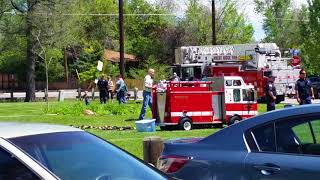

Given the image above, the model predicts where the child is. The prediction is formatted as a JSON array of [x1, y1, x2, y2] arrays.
[[83, 91, 90, 105]]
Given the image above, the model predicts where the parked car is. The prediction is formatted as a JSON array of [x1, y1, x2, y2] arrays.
[[309, 76, 320, 98], [158, 104, 320, 180], [0, 122, 168, 180]]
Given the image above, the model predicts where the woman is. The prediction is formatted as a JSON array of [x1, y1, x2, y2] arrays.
[[107, 76, 114, 102]]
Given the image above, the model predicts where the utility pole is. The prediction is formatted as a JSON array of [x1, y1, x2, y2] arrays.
[[212, 0, 217, 45], [119, 0, 125, 78]]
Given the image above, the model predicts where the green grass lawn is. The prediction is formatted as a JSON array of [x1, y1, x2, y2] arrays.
[[0, 100, 284, 159]]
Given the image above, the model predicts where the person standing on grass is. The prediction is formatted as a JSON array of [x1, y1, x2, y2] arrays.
[[295, 69, 314, 105], [97, 74, 108, 104], [107, 76, 114, 102], [265, 75, 277, 111], [115, 75, 127, 104], [139, 69, 155, 120]]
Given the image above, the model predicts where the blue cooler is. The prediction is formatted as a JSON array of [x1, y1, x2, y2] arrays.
[[135, 119, 156, 132]]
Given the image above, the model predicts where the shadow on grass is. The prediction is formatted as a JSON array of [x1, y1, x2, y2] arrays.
[[125, 118, 139, 122], [156, 124, 224, 131]]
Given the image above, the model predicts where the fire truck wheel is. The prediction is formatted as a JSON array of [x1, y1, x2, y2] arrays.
[[180, 118, 192, 131], [228, 116, 241, 125]]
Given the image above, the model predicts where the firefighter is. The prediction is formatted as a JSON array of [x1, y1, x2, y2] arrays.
[[138, 68, 155, 120], [295, 69, 314, 105], [265, 75, 277, 111], [171, 72, 180, 82]]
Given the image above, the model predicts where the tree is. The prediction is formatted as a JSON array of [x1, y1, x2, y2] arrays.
[[179, 0, 212, 45], [299, 1, 320, 74], [216, 0, 254, 44], [254, 0, 302, 48], [125, 0, 169, 62], [34, 30, 63, 106], [128, 56, 170, 82], [178, 0, 254, 46], [0, 1, 27, 81], [6, 0, 75, 101]]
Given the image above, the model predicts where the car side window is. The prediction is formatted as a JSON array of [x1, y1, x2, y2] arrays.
[[292, 123, 313, 144], [0, 147, 39, 180], [276, 116, 320, 155], [311, 120, 320, 143], [251, 123, 276, 152]]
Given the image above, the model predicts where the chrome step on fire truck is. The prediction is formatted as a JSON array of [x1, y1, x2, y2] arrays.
[[173, 43, 301, 103], [152, 76, 257, 130]]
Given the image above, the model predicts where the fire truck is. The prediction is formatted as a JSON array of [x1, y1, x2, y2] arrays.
[[173, 43, 300, 102], [152, 76, 257, 130]]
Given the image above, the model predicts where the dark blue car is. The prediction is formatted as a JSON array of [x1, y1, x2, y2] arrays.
[[158, 104, 320, 180]]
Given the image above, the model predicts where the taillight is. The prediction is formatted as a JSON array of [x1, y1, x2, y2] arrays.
[[157, 155, 192, 173]]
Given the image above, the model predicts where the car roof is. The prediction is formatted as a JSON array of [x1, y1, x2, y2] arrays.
[[240, 104, 320, 127], [201, 104, 320, 150], [0, 122, 83, 138]]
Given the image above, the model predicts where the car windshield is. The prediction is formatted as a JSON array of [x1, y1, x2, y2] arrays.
[[9, 131, 166, 180]]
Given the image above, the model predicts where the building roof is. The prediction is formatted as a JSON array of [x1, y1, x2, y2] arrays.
[[104, 49, 137, 63], [0, 122, 82, 138]]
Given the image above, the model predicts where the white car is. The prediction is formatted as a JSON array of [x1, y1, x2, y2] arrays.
[[0, 122, 168, 180]]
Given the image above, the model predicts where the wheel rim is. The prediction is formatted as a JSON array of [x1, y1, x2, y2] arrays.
[[183, 121, 191, 130]]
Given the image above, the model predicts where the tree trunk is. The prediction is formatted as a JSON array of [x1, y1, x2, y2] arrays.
[[25, 3, 36, 102], [45, 61, 49, 109]]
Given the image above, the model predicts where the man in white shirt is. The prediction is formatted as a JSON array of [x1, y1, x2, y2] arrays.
[[139, 69, 155, 120]]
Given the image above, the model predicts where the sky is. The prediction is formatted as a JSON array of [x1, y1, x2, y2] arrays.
[[148, 0, 308, 41]]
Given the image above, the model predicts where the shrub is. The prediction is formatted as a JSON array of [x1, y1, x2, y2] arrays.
[[45, 101, 141, 116]]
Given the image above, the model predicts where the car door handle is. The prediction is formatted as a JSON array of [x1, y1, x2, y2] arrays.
[[253, 164, 280, 175]]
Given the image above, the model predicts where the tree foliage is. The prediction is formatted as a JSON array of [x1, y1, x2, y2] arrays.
[[299, 1, 320, 74], [0, 0, 255, 92], [178, 0, 254, 45], [254, 0, 302, 48], [128, 56, 170, 82]]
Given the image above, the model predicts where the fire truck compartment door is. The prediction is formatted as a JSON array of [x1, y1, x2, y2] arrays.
[[212, 93, 225, 121], [157, 92, 167, 123]]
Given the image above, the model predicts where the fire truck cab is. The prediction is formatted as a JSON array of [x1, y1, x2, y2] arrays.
[[152, 76, 257, 130]]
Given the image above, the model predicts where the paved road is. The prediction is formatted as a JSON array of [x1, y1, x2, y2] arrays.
[[1, 90, 320, 104], [0, 90, 144, 100]]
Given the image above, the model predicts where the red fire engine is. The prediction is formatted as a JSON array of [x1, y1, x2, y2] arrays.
[[152, 76, 257, 130], [173, 43, 300, 103]]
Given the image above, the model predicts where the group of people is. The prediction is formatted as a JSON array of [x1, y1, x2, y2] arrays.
[[97, 75, 114, 104], [84, 74, 128, 105], [82, 69, 156, 121], [265, 69, 315, 111]]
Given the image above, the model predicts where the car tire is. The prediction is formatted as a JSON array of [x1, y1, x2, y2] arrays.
[[180, 117, 192, 131], [228, 116, 241, 125]]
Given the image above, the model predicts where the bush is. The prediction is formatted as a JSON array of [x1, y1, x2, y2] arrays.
[[45, 101, 141, 116]]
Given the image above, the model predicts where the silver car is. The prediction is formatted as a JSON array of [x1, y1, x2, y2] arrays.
[[0, 122, 167, 180]]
